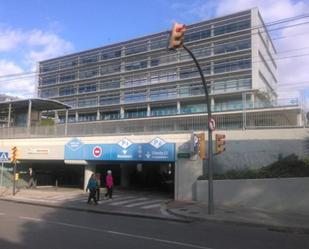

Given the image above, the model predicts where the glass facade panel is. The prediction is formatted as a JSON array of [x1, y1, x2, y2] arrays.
[[214, 38, 251, 54], [151, 106, 177, 116], [101, 49, 121, 60], [124, 109, 147, 119], [149, 88, 177, 101], [124, 74, 147, 88], [214, 57, 251, 74], [124, 91, 147, 103], [150, 53, 177, 67], [78, 83, 97, 93], [125, 42, 148, 55], [100, 63, 121, 75], [214, 19, 250, 36], [41, 62, 59, 72], [179, 84, 204, 97], [101, 111, 120, 120], [78, 113, 97, 122], [59, 86, 76, 96], [125, 59, 147, 71], [78, 97, 98, 107], [180, 64, 210, 79], [40, 88, 58, 98], [99, 94, 120, 105], [41, 76, 57, 86], [184, 28, 211, 43], [63, 99, 77, 108], [79, 67, 99, 79], [181, 103, 207, 114], [100, 78, 120, 90], [150, 70, 177, 83], [60, 58, 78, 69], [150, 37, 167, 50], [80, 53, 99, 64], [212, 77, 251, 93], [60, 72, 77, 82]]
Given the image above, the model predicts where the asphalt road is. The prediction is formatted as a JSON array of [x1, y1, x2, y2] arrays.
[[0, 200, 308, 249]]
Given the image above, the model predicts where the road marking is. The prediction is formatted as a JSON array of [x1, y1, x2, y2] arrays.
[[140, 203, 161, 209], [17, 216, 213, 249], [125, 199, 163, 208], [0, 212, 5, 215], [19, 216, 43, 222], [109, 197, 149, 206], [12, 196, 58, 203]]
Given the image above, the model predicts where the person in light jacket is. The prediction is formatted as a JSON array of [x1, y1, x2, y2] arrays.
[[105, 170, 114, 199]]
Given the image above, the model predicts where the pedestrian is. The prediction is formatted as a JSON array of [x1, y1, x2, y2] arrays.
[[95, 173, 101, 201], [105, 170, 114, 200], [28, 167, 36, 188], [86, 174, 98, 205]]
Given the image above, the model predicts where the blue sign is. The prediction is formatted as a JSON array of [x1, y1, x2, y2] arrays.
[[64, 137, 175, 162], [0, 152, 9, 162]]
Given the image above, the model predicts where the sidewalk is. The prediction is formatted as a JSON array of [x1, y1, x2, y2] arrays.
[[166, 200, 309, 234], [0, 187, 185, 223]]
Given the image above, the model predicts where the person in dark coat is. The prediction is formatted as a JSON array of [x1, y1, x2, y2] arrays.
[[86, 174, 98, 204], [28, 167, 36, 188], [95, 173, 101, 201]]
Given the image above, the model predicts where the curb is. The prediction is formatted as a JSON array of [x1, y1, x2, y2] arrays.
[[0, 197, 189, 223], [165, 206, 309, 235]]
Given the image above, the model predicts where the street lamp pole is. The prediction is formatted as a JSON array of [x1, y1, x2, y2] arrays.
[[182, 44, 214, 215]]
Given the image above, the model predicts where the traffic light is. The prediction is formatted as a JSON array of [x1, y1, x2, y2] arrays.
[[215, 134, 226, 154], [168, 22, 186, 50], [10, 146, 18, 163], [197, 133, 206, 160]]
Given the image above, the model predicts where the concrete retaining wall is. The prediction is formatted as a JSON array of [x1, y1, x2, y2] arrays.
[[196, 178, 309, 212]]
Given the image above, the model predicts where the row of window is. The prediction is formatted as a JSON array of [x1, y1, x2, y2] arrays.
[[40, 18, 251, 73], [40, 52, 251, 87], [53, 77, 251, 108]]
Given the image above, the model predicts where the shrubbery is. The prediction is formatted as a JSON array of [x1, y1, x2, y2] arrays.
[[198, 154, 309, 180]]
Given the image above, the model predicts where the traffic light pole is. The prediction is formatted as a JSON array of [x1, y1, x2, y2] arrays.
[[182, 44, 214, 215]]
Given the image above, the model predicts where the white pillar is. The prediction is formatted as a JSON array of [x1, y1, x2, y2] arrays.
[[7, 103, 11, 128], [120, 107, 125, 119], [97, 109, 100, 121], [64, 109, 68, 136], [75, 111, 79, 122], [177, 101, 181, 114], [84, 164, 96, 190], [147, 104, 151, 117], [27, 100, 32, 128]]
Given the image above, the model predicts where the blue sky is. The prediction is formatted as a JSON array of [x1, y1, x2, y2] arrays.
[[0, 0, 309, 98]]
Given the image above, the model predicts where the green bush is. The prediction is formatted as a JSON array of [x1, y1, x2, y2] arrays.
[[198, 154, 309, 180]]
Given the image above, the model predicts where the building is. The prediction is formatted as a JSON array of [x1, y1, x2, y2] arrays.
[[37, 8, 292, 130]]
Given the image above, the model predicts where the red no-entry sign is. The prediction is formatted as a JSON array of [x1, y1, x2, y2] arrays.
[[93, 146, 102, 158]]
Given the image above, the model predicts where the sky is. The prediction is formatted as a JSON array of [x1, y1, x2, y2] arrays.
[[0, 0, 309, 101]]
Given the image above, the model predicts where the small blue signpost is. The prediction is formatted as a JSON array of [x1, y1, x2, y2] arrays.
[[0, 152, 9, 187]]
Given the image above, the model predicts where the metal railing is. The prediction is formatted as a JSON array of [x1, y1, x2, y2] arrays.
[[0, 104, 303, 139]]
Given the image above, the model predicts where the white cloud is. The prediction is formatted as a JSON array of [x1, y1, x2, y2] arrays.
[[172, 0, 309, 100], [0, 25, 74, 98]]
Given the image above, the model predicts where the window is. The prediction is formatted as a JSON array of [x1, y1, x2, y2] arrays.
[[184, 28, 211, 43], [180, 64, 210, 79], [101, 49, 121, 60], [151, 106, 177, 116], [124, 74, 147, 88], [99, 94, 120, 105], [60, 71, 77, 82], [125, 109, 147, 119], [214, 57, 251, 74], [59, 86, 76, 96], [41, 62, 59, 72], [80, 53, 99, 64], [100, 78, 120, 90], [181, 103, 207, 114], [79, 83, 97, 93], [79, 67, 99, 79], [124, 91, 147, 103], [214, 38, 251, 54], [41, 76, 57, 86], [78, 97, 98, 107], [149, 87, 177, 101], [212, 77, 251, 93], [100, 63, 121, 75], [180, 46, 211, 61], [63, 99, 77, 108], [150, 53, 177, 67], [125, 42, 148, 55], [60, 58, 78, 69], [179, 83, 204, 97], [78, 113, 97, 122], [40, 88, 58, 98], [101, 111, 120, 120], [150, 70, 177, 83], [150, 37, 168, 50], [125, 59, 147, 71], [214, 18, 250, 36]]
